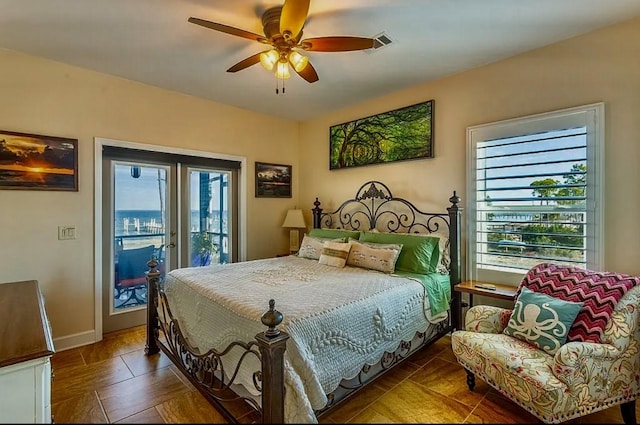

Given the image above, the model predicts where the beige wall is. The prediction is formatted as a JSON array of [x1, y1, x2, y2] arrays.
[[300, 16, 640, 284], [0, 49, 299, 345], [2, 15, 639, 348]]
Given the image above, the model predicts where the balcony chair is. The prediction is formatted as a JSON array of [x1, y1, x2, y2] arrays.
[[115, 244, 156, 308], [451, 263, 640, 424]]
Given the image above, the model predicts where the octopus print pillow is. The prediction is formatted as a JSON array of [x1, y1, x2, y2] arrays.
[[503, 287, 584, 355]]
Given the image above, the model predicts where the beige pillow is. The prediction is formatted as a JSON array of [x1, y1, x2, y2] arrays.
[[298, 235, 345, 260], [368, 229, 450, 274], [347, 240, 403, 273], [318, 240, 352, 268]]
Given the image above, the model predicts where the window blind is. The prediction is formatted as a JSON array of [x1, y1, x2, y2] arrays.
[[467, 103, 604, 284]]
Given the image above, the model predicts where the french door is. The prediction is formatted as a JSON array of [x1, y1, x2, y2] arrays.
[[101, 146, 238, 333]]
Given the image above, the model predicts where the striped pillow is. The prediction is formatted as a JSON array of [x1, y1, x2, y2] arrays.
[[318, 241, 352, 268], [517, 263, 640, 343]]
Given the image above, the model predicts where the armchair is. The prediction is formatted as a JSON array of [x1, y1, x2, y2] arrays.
[[451, 283, 640, 424]]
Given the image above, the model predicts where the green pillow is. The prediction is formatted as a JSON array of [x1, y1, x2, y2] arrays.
[[358, 232, 440, 274], [308, 228, 361, 241], [503, 287, 584, 355]]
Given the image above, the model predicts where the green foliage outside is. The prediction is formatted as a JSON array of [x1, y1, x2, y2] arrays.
[[329, 101, 433, 169], [191, 231, 219, 267], [530, 164, 586, 205], [191, 231, 218, 255], [488, 163, 586, 261]]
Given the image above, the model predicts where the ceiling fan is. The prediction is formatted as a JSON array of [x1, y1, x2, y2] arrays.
[[188, 0, 377, 91]]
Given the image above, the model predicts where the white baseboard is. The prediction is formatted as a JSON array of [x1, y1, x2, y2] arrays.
[[52, 330, 97, 352]]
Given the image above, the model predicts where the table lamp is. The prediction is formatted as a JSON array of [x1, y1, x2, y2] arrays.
[[281, 209, 307, 254]]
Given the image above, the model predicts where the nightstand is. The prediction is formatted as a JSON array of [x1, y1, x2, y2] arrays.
[[454, 280, 517, 304], [454, 280, 517, 330]]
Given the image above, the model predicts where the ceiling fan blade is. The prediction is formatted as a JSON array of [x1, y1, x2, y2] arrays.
[[227, 52, 263, 73], [291, 59, 319, 83], [280, 0, 310, 39], [188, 17, 265, 42], [300, 36, 375, 52]]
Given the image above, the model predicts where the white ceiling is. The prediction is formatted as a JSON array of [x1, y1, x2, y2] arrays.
[[1, 0, 640, 122]]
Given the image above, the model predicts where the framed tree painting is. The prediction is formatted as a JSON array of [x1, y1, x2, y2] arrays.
[[329, 99, 434, 170], [255, 162, 292, 198], [0, 130, 78, 191]]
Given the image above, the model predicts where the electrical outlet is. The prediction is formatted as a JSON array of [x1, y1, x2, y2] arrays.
[[58, 226, 76, 240]]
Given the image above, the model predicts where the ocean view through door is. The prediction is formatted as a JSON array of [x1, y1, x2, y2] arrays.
[[101, 146, 239, 333], [101, 161, 174, 333]]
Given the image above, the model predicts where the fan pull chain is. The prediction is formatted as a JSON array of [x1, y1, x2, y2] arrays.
[[275, 75, 286, 94]]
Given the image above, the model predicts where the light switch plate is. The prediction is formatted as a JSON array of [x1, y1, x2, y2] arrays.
[[58, 226, 76, 240]]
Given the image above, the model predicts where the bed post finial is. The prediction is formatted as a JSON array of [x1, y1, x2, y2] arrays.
[[261, 299, 283, 337], [312, 197, 323, 229], [256, 299, 288, 423], [449, 190, 461, 206]]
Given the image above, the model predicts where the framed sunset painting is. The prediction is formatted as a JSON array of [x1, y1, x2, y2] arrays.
[[0, 130, 78, 191]]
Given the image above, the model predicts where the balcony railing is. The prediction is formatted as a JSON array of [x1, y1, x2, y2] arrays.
[[114, 231, 229, 265], [113, 231, 228, 310]]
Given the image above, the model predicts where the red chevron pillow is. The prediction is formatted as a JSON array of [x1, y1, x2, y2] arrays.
[[516, 263, 640, 343]]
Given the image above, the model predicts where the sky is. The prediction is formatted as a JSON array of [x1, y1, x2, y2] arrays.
[[115, 164, 166, 211], [114, 164, 225, 211], [477, 127, 587, 206], [0, 132, 75, 174]]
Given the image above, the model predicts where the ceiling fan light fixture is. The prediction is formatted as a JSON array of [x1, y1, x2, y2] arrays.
[[259, 49, 279, 70], [275, 61, 291, 79], [189, 0, 377, 89], [288, 50, 309, 72]]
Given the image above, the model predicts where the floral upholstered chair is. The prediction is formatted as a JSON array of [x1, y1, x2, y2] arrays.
[[451, 263, 640, 424]]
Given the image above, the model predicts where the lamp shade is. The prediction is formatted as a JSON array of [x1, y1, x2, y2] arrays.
[[288, 51, 309, 72], [281, 209, 306, 229], [260, 49, 278, 70], [275, 61, 291, 79]]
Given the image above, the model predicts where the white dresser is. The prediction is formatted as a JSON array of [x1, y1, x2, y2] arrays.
[[0, 280, 55, 424]]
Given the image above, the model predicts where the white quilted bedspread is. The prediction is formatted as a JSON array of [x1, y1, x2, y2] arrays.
[[162, 255, 448, 423]]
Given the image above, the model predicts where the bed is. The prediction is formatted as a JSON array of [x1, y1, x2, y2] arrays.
[[144, 180, 463, 423]]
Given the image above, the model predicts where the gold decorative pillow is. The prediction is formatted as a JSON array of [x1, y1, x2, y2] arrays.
[[298, 235, 346, 260], [318, 241, 352, 268], [347, 240, 403, 273]]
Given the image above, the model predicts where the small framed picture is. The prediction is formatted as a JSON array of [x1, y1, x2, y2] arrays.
[[0, 130, 78, 191], [255, 162, 292, 198]]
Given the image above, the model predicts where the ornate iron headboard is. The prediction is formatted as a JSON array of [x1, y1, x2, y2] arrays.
[[312, 181, 451, 233]]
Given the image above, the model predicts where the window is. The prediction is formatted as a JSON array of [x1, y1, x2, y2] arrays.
[[467, 103, 604, 285]]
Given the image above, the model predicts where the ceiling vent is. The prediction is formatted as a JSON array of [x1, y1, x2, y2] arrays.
[[371, 32, 393, 51]]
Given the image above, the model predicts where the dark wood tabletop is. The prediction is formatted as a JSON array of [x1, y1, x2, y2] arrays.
[[0, 280, 55, 368]]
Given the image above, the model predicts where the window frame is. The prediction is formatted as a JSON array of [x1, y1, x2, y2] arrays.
[[466, 103, 605, 285]]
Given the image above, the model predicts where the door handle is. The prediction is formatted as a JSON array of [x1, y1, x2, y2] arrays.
[[165, 243, 176, 248]]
